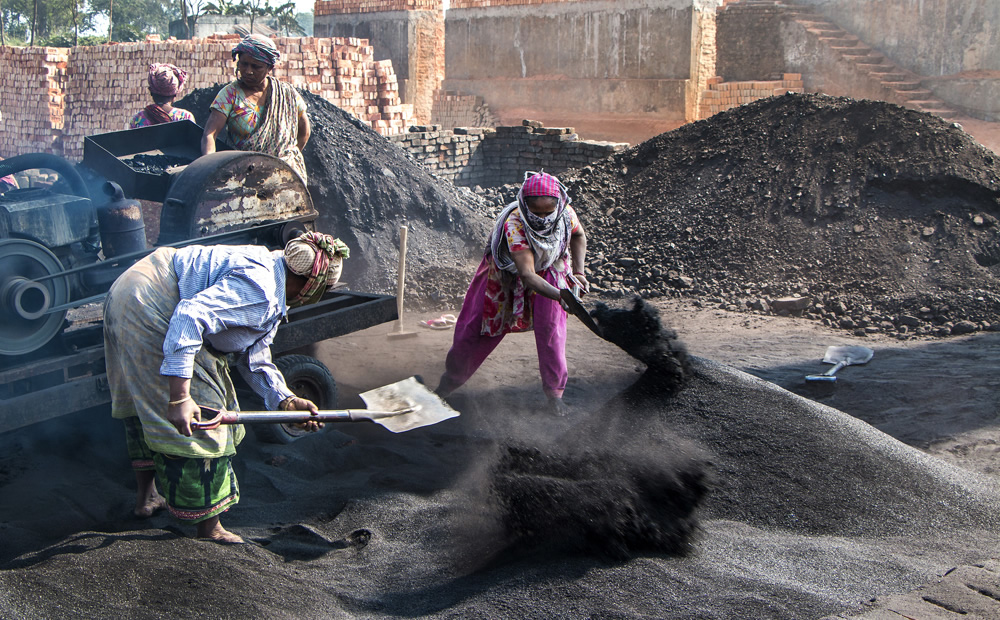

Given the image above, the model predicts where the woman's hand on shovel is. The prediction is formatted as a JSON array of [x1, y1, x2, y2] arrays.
[[281, 396, 324, 432]]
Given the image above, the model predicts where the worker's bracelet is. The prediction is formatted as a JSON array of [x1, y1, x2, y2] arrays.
[[573, 272, 586, 277], [280, 396, 295, 411], [168, 395, 191, 407]]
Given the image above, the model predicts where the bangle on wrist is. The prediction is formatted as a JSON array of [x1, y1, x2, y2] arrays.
[[168, 395, 191, 406], [280, 396, 295, 411]]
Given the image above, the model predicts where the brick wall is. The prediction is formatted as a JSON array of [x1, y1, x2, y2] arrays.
[[0, 47, 69, 156], [716, 1, 790, 81], [315, 0, 442, 16], [430, 90, 498, 129], [1, 35, 412, 160], [449, 0, 582, 7], [697, 73, 804, 119], [390, 119, 626, 187]]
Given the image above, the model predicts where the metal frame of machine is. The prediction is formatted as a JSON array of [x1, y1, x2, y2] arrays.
[[0, 123, 397, 435]]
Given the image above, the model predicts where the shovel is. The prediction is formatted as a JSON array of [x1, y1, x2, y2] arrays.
[[560, 285, 603, 338], [192, 376, 459, 433], [805, 345, 873, 382]]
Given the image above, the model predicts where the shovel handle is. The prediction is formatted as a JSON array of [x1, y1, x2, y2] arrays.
[[805, 360, 849, 382], [191, 406, 416, 430]]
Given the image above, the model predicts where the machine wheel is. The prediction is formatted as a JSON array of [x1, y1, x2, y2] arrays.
[[0, 239, 70, 355], [252, 354, 338, 444]]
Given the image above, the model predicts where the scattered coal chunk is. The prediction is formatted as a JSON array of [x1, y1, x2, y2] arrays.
[[126, 153, 192, 175]]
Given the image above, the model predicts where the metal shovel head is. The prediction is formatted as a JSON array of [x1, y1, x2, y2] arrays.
[[805, 345, 874, 382], [822, 345, 874, 366], [560, 288, 603, 337], [359, 376, 459, 433]]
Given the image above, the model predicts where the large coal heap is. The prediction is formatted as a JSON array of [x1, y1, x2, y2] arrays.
[[563, 93, 1000, 337], [175, 87, 490, 306]]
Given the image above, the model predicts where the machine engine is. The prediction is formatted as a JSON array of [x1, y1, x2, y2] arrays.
[[0, 120, 317, 359]]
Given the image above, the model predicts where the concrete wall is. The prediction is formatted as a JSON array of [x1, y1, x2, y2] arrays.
[[443, 0, 715, 124], [314, 10, 443, 123], [797, 0, 1000, 76]]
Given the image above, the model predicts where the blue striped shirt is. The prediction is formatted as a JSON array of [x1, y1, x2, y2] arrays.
[[160, 245, 295, 410]]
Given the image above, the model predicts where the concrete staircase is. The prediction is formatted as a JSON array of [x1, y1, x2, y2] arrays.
[[723, 0, 959, 121]]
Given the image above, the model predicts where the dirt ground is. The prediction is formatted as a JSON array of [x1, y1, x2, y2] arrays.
[[330, 299, 1000, 477], [321, 298, 1000, 617]]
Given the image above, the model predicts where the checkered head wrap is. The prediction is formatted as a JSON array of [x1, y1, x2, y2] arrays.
[[285, 232, 350, 307], [520, 172, 562, 198], [232, 34, 281, 67], [148, 63, 187, 96]]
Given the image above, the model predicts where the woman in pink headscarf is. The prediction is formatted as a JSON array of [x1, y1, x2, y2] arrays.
[[127, 63, 195, 129], [437, 171, 589, 416]]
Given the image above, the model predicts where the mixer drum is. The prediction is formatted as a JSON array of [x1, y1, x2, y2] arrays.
[[157, 151, 317, 245]]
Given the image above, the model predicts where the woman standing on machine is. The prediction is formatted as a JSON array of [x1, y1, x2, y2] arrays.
[[200, 34, 311, 182]]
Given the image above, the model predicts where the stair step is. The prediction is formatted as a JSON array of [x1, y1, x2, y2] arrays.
[[798, 19, 836, 28], [871, 71, 910, 82], [834, 48, 875, 58], [884, 80, 922, 91], [855, 63, 896, 73], [896, 89, 934, 100]]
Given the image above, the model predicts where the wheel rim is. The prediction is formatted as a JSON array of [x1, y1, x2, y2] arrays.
[[0, 239, 69, 355]]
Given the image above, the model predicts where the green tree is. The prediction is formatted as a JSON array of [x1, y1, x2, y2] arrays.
[[269, 2, 303, 37], [1, 0, 95, 44], [201, 0, 244, 16], [88, 0, 174, 41]]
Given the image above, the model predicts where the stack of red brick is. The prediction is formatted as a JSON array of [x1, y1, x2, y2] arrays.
[[698, 73, 804, 119], [0, 36, 414, 160], [0, 47, 68, 156], [315, 0, 441, 16], [449, 0, 579, 7]]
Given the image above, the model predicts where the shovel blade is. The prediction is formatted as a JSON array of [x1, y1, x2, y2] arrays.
[[359, 376, 459, 433], [821, 345, 874, 366]]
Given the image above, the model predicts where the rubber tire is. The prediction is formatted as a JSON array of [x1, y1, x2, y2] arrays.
[[251, 354, 338, 444]]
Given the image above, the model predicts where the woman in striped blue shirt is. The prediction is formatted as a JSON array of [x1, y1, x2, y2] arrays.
[[103, 232, 348, 543]]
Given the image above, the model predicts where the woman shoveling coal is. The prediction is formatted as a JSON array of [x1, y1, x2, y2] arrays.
[[436, 171, 589, 416], [103, 232, 348, 543]]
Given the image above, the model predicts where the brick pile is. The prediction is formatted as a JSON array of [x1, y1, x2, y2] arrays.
[[2, 35, 413, 160], [315, 0, 442, 16], [390, 119, 627, 187], [449, 0, 580, 7], [430, 90, 497, 129], [698, 73, 804, 119], [0, 47, 69, 157]]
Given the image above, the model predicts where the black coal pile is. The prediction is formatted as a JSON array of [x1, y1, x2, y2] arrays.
[[175, 87, 490, 307], [557, 93, 1000, 338], [483, 441, 709, 562]]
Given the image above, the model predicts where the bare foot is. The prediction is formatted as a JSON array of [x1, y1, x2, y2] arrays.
[[196, 517, 244, 544], [133, 492, 167, 518]]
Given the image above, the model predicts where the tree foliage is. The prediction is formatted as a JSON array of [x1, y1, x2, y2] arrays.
[[0, 0, 312, 46], [1, 0, 99, 44]]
